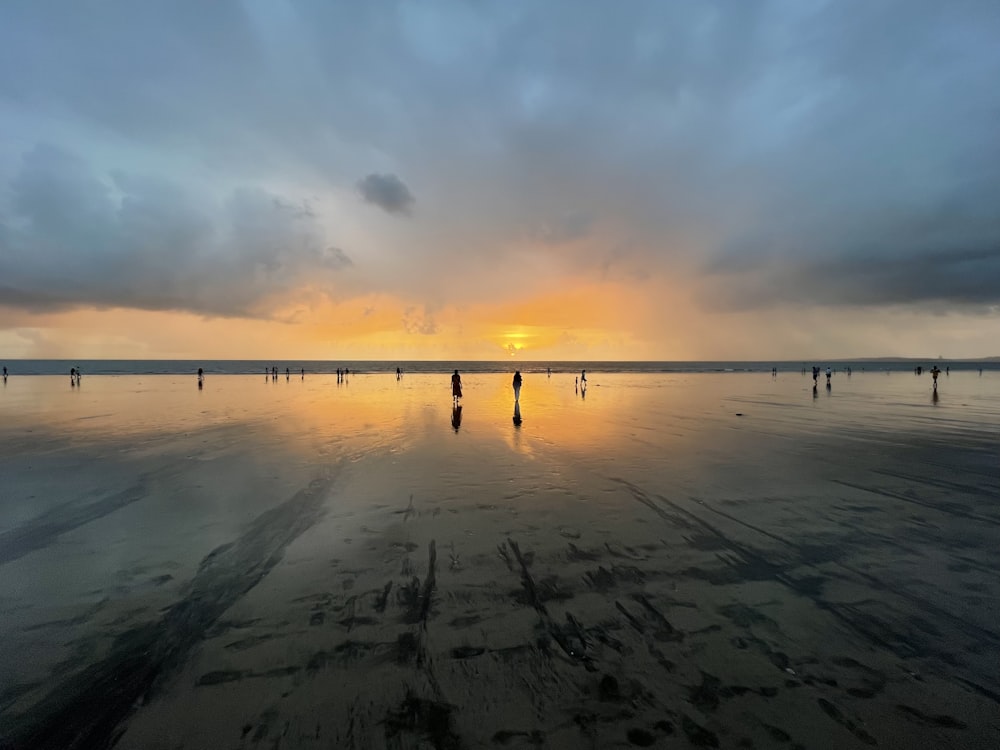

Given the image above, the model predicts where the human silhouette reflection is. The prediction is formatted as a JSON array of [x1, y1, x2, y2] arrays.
[[451, 405, 463, 432], [513, 400, 522, 427]]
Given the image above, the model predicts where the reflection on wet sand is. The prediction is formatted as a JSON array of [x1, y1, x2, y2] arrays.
[[1, 372, 999, 748]]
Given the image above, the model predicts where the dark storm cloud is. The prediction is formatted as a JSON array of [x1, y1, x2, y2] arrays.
[[357, 173, 415, 216], [0, 144, 351, 316], [1, 0, 999, 312]]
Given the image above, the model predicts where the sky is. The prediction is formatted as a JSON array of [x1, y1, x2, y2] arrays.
[[1, 0, 999, 361]]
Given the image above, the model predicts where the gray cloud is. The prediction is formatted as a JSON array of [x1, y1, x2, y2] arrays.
[[357, 173, 415, 216], [0, 143, 351, 316], [1, 1, 999, 314]]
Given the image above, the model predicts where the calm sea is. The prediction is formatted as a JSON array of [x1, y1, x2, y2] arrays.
[[2, 358, 997, 376]]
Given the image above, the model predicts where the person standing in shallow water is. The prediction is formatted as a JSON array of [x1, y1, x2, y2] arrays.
[[512, 370, 522, 401], [197, 367, 204, 386], [451, 369, 463, 403]]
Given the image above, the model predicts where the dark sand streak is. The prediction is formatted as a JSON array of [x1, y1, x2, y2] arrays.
[[0, 482, 148, 566], [0, 473, 335, 750]]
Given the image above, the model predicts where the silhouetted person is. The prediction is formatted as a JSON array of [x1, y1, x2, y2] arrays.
[[286, 367, 290, 380], [301, 368, 305, 379], [75, 367, 81, 385], [197, 367, 204, 386], [575, 376, 578, 393], [512, 370, 522, 401], [451, 370, 462, 403], [70, 367, 76, 387], [931, 366, 941, 389], [547, 367, 551, 378], [946, 366, 950, 376], [513, 400, 522, 427], [2, 366, 6, 383], [581, 369, 587, 385], [451, 404, 462, 432], [396, 367, 402, 380], [812, 366, 819, 385]]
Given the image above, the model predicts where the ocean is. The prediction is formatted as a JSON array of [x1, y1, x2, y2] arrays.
[[2, 358, 997, 376]]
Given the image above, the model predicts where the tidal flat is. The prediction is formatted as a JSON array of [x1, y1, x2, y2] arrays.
[[1, 370, 998, 749]]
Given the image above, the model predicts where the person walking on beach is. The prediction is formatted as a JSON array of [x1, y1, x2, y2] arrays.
[[70, 367, 76, 387], [396, 367, 402, 381], [512, 370, 522, 401], [931, 365, 941, 389], [451, 369, 463, 404], [2, 365, 6, 382], [825, 367, 831, 386], [197, 367, 204, 386], [812, 366, 819, 385], [581, 369, 587, 385]]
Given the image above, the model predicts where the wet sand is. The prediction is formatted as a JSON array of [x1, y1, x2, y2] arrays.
[[1, 371, 998, 749]]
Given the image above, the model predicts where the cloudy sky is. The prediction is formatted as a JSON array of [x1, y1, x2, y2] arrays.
[[1, 0, 999, 360]]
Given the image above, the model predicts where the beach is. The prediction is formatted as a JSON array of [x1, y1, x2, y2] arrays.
[[1, 370, 998, 749]]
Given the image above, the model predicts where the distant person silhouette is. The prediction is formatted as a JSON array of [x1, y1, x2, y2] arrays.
[[547, 367, 551, 378], [286, 367, 290, 380], [70, 367, 76, 387], [581, 369, 587, 385], [513, 400, 522, 427], [512, 370, 522, 401], [396, 367, 402, 381], [451, 370, 463, 403], [931, 366, 941, 389], [812, 366, 819, 385], [301, 368, 304, 379], [2, 365, 6, 383], [75, 367, 81, 385], [825, 367, 831, 386], [451, 404, 463, 432], [197, 367, 204, 385]]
